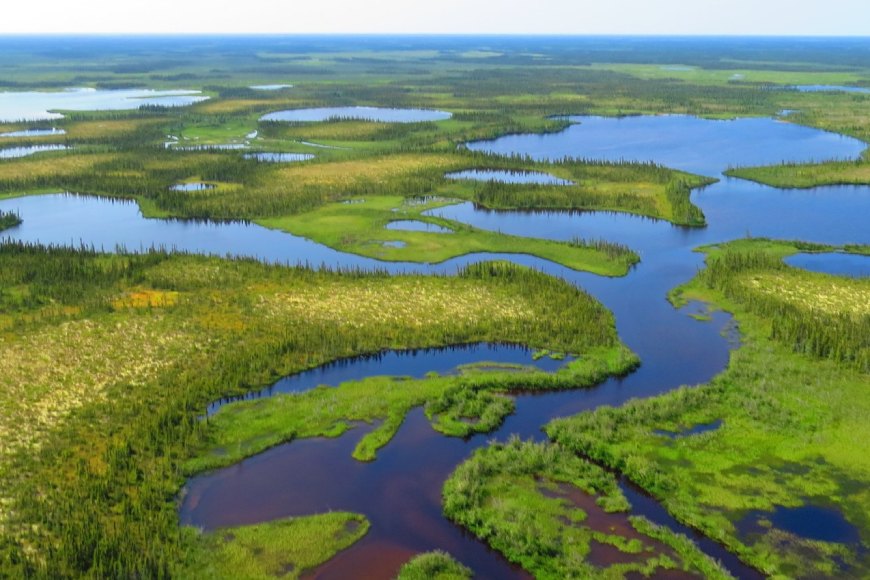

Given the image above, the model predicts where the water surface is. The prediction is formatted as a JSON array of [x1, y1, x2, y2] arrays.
[[0, 145, 67, 158], [739, 504, 862, 545], [446, 169, 573, 185], [207, 342, 568, 416], [249, 84, 293, 90], [244, 152, 314, 163], [785, 252, 869, 277], [261, 106, 452, 123], [170, 183, 214, 192], [792, 85, 870, 94], [0, 128, 65, 138], [466, 115, 866, 177], [0, 88, 208, 122]]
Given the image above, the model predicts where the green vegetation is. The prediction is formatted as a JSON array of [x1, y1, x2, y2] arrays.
[[178, 513, 369, 579], [0, 209, 21, 231], [185, 259, 636, 471], [259, 195, 638, 276], [0, 243, 631, 577], [1, 37, 870, 579], [397, 551, 472, 580], [726, 159, 870, 188], [443, 438, 732, 579], [187, 344, 636, 472], [547, 239, 870, 578]]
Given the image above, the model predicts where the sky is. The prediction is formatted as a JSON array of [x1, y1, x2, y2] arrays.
[[1, 0, 869, 36]]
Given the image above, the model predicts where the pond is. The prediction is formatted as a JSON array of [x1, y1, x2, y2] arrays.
[[0, 144, 67, 159], [785, 252, 869, 277], [739, 504, 861, 545], [1, 112, 868, 580], [385, 220, 454, 234], [655, 419, 723, 439], [0, 128, 65, 138], [244, 152, 314, 163], [792, 85, 870, 94], [261, 106, 452, 123], [170, 183, 215, 192], [0, 87, 208, 122], [445, 169, 573, 185], [249, 84, 293, 90]]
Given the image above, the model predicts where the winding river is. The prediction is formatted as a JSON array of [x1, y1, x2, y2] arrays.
[[1, 114, 868, 578]]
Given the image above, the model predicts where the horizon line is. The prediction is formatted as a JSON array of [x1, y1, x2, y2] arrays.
[[1, 32, 870, 39]]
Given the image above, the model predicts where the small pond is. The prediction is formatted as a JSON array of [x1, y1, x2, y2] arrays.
[[249, 84, 293, 91], [0, 144, 67, 159], [261, 106, 452, 123], [170, 183, 215, 192], [385, 220, 454, 234], [792, 85, 870, 94], [785, 252, 869, 277], [655, 419, 723, 439], [171, 143, 249, 151], [739, 504, 861, 545], [0, 128, 65, 138], [244, 152, 314, 163], [446, 169, 573, 185]]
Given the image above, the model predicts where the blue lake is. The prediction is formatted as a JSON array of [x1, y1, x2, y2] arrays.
[[466, 115, 866, 177], [0, 87, 208, 122]]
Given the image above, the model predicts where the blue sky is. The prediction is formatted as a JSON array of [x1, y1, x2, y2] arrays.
[[2, 0, 868, 35]]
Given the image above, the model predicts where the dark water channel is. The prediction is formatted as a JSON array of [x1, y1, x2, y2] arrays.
[[2, 114, 869, 578]]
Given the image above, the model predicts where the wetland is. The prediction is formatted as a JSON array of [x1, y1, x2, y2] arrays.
[[0, 35, 867, 580]]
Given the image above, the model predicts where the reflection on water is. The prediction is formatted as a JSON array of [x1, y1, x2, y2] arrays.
[[0, 128, 65, 138], [244, 152, 314, 163], [0, 145, 68, 158], [446, 169, 573, 185]]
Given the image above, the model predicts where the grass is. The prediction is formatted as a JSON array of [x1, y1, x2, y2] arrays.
[[443, 438, 732, 579], [726, 159, 870, 188], [185, 344, 636, 473], [258, 195, 639, 276], [177, 513, 369, 579], [397, 551, 472, 580], [546, 238, 870, 578]]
